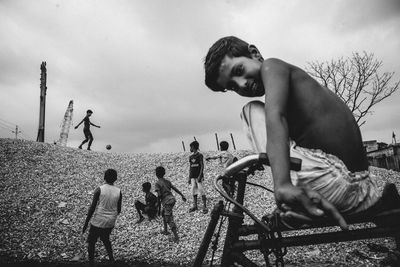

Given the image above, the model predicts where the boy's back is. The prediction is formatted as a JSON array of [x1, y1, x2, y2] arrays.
[[155, 178, 175, 203], [91, 184, 121, 228], [265, 59, 368, 172]]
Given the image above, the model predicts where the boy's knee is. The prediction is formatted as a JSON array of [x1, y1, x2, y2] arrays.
[[241, 100, 264, 115], [100, 236, 110, 243], [165, 214, 173, 223], [168, 218, 176, 228]]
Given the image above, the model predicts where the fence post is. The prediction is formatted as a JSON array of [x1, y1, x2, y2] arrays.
[[215, 133, 219, 151], [230, 133, 236, 150]]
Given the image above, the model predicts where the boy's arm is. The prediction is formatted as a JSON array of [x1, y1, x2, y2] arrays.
[[154, 184, 162, 215], [75, 119, 84, 129], [156, 191, 161, 215], [90, 121, 101, 128], [206, 154, 221, 161], [82, 187, 100, 234], [188, 159, 191, 184], [198, 154, 204, 182], [262, 58, 347, 229], [171, 184, 186, 201], [117, 192, 122, 214]]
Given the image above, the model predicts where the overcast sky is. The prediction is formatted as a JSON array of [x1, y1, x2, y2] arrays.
[[0, 0, 399, 153]]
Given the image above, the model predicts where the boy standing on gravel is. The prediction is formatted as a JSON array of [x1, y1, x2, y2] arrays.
[[154, 166, 186, 243], [82, 169, 122, 266], [188, 141, 208, 214]]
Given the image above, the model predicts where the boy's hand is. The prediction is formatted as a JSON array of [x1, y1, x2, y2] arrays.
[[275, 184, 348, 230], [182, 196, 187, 202], [74, 126, 78, 129]]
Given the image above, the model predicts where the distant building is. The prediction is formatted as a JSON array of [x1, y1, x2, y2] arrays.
[[363, 140, 378, 152], [364, 140, 400, 171], [363, 140, 388, 153]]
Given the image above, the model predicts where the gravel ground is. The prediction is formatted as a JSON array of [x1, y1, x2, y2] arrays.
[[1, 138, 400, 267]]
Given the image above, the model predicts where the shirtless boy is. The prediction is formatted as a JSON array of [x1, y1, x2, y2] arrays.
[[75, 109, 100, 150], [203, 36, 391, 229]]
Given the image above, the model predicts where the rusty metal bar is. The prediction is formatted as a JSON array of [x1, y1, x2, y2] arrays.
[[231, 226, 400, 251]]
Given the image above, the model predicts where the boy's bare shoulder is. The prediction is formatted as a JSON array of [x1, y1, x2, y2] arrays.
[[261, 57, 290, 69], [261, 58, 306, 75]]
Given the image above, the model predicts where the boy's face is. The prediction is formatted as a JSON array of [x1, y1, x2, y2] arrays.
[[216, 51, 264, 97]]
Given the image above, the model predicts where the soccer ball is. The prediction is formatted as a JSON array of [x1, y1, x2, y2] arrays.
[[106, 144, 112, 150]]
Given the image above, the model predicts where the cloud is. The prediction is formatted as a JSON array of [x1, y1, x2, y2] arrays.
[[1, 0, 399, 153]]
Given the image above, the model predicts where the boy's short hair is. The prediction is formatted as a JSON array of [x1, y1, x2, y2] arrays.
[[87, 109, 93, 114], [142, 182, 151, 192], [155, 166, 165, 178], [190, 141, 199, 150], [104, 169, 117, 183], [220, 141, 229, 151], [204, 36, 251, 92]]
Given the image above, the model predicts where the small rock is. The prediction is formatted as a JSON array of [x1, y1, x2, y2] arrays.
[[57, 202, 67, 208]]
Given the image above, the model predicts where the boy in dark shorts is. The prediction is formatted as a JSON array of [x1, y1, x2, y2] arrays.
[[188, 141, 208, 214], [75, 109, 100, 150], [82, 169, 122, 266], [154, 166, 186, 243], [203, 36, 400, 229], [135, 182, 158, 224]]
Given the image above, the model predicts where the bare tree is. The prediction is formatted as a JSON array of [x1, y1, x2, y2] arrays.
[[306, 52, 399, 127]]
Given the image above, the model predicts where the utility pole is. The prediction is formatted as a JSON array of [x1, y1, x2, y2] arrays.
[[12, 125, 21, 139], [182, 141, 186, 152], [57, 100, 74, 146], [37, 61, 47, 142]]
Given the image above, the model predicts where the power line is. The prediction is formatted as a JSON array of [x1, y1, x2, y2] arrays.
[[19, 130, 33, 140], [0, 122, 14, 131], [0, 118, 15, 127], [0, 120, 33, 140]]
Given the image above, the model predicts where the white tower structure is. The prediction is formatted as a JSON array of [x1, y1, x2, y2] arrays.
[[58, 100, 74, 146]]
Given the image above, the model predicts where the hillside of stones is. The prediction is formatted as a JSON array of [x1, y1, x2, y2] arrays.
[[1, 138, 400, 266]]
